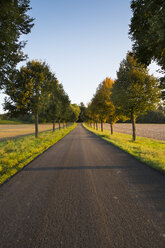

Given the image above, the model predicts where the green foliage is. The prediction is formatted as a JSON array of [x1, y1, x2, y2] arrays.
[[129, 0, 165, 71], [137, 109, 165, 123], [112, 53, 160, 118], [5, 60, 52, 113], [129, 0, 165, 102], [0, 0, 34, 88], [0, 123, 77, 184], [78, 102, 87, 122], [84, 123, 165, 174], [67, 104, 81, 122]]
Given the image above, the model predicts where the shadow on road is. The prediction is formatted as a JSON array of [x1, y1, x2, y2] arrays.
[[23, 165, 131, 171]]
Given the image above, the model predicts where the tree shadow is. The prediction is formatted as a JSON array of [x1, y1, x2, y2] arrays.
[[23, 165, 131, 172]]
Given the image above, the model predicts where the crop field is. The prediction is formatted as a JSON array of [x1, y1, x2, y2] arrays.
[[98, 123, 165, 141], [0, 123, 61, 140]]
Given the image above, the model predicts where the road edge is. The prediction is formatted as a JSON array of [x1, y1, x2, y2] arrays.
[[82, 123, 165, 176]]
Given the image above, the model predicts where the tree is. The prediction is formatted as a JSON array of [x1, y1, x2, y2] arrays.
[[129, 0, 165, 69], [78, 102, 87, 122], [86, 102, 96, 127], [111, 53, 161, 141], [41, 77, 59, 131], [88, 77, 120, 133], [129, 0, 165, 100], [55, 87, 70, 129], [4, 60, 52, 138], [0, 0, 34, 88], [67, 104, 80, 122], [45, 80, 66, 131]]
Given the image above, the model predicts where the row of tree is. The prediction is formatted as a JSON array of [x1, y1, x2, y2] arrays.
[[4, 60, 80, 138], [0, 1, 80, 137], [86, 53, 161, 141], [86, 0, 165, 141]]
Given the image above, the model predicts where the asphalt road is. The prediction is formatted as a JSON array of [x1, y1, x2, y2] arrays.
[[0, 123, 165, 248]]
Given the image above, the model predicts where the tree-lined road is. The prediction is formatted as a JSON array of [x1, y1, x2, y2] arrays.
[[0, 124, 165, 247]]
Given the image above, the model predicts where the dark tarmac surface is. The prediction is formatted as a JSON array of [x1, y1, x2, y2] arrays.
[[0, 123, 165, 248]]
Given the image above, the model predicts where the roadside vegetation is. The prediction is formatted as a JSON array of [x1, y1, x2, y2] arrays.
[[84, 124, 165, 174], [0, 123, 76, 185]]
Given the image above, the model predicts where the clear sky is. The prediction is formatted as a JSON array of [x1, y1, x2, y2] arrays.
[[0, 0, 161, 113]]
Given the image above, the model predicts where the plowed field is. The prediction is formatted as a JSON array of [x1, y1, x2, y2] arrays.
[[99, 123, 165, 141]]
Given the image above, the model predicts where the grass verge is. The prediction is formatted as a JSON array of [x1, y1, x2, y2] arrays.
[[83, 124, 165, 174], [0, 123, 77, 185]]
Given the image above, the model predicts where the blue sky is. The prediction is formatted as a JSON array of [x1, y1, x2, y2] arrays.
[[0, 0, 161, 113]]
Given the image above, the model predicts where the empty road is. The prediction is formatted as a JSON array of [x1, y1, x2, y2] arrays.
[[0, 124, 165, 248]]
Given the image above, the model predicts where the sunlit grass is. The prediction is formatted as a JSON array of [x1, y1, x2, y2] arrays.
[[0, 124, 76, 184], [84, 124, 165, 174]]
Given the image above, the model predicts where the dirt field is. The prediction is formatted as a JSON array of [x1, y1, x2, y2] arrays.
[[0, 123, 61, 140], [99, 123, 165, 141]]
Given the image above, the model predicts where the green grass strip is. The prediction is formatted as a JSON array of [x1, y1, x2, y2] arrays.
[[0, 123, 77, 184], [83, 124, 165, 174]]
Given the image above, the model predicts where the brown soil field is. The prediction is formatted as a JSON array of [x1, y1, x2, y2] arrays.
[[0, 123, 61, 140], [99, 123, 165, 141]]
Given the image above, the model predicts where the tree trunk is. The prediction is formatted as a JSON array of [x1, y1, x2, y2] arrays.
[[63, 122, 64, 128], [35, 110, 38, 138], [131, 113, 136, 141], [96, 121, 98, 130], [94, 122, 96, 129], [101, 120, 103, 132], [109, 116, 113, 135], [110, 122, 113, 135], [53, 119, 55, 132], [59, 120, 61, 130]]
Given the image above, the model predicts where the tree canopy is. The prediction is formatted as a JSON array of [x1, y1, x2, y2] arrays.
[[67, 104, 81, 122], [0, 0, 34, 88], [86, 77, 121, 133], [78, 102, 87, 122], [129, 0, 165, 71]]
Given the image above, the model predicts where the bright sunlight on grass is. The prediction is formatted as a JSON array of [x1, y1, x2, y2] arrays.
[[0, 123, 76, 184], [84, 124, 165, 174]]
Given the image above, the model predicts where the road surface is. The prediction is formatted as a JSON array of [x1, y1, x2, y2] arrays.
[[0, 124, 165, 248]]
